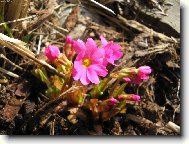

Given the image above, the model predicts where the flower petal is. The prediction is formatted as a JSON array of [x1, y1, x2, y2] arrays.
[[111, 43, 121, 51], [73, 39, 86, 54], [87, 67, 100, 84], [73, 60, 83, 80], [93, 48, 103, 58], [100, 35, 108, 47], [90, 64, 108, 77], [85, 38, 97, 57], [80, 68, 90, 85], [112, 51, 123, 60]]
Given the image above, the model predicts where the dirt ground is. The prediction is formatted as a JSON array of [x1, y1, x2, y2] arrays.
[[0, 0, 180, 135]]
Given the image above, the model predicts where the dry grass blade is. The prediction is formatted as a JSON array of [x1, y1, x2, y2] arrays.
[[0, 33, 33, 56], [0, 33, 65, 78]]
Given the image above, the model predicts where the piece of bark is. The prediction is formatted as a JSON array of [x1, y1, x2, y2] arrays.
[[65, 6, 80, 31], [2, 79, 31, 122]]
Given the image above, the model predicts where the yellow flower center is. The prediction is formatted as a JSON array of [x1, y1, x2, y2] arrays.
[[82, 58, 91, 68]]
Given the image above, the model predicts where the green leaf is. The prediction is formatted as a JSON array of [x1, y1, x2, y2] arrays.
[[113, 83, 127, 98], [90, 78, 109, 98], [53, 75, 64, 91], [34, 68, 51, 87], [46, 86, 61, 98]]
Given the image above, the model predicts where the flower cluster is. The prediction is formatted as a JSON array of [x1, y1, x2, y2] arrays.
[[34, 35, 152, 122], [72, 36, 123, 85]]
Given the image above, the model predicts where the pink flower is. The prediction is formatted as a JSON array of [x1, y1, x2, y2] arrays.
[[45, 45, 60, 62], [73, 38, 108, 85], [130, 94, 140, 101], [100, 35, 123, 66]]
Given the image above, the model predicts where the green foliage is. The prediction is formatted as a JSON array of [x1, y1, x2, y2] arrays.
[[90, 78, 109, 98]]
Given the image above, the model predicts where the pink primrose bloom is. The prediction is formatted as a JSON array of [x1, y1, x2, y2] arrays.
[[100, 35, 123, 66], [45, 45, 60, 62], [73, 38, 108, 85]]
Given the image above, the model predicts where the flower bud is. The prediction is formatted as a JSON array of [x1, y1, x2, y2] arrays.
[[65, 36, 74, 44], [118, 94, 141, 102], [138, 66, 152, 80], [64, 36, 75, 60], [123, 77, 131, 82], [45, 45, 60, 62], [138, 66, 152, 75], [109, 97, 118, 106], [130, 94, 140, 101]]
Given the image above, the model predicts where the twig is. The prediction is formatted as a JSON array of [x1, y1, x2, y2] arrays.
[[37, 35, 43, 55], [50, 119, 55, 135], [0, 67, 19, 78], [126, 114, 158, 131], [87, 0, 116, 15], [0, 54, 23, 70], [45, 21, 68, 35], [166, 121, 180, 133], [0, 15, 36, 26], [116, 14, 175, 43], [27, 0, 58, 34]]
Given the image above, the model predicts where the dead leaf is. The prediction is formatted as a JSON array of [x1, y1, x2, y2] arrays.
[[15, 80, 31, 97], [2, 79, 31, 122], [65, 6, 80, 31]]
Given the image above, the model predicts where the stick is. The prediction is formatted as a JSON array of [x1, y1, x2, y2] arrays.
[[166, 121, 180, 133], [0, 67, 19, 78], [0, 54, 23, 70], [0, 15, 36, 26]]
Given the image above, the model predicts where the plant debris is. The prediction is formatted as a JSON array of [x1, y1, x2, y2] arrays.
[[0, 0, 180, 135]]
